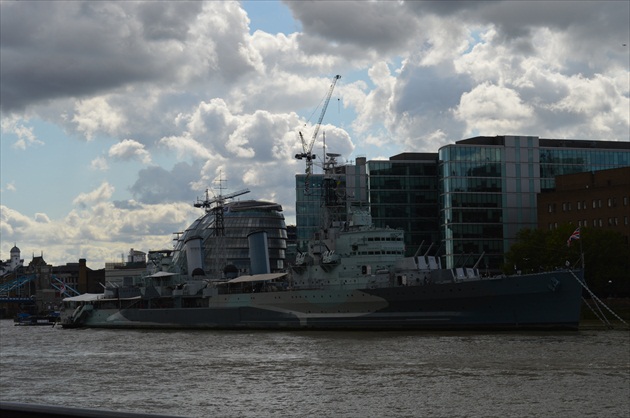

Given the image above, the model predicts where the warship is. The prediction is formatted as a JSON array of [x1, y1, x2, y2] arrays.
[[60, 154, 585, 331]]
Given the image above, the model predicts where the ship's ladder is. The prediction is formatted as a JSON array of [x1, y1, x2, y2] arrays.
[[568, 269, 628, 329]]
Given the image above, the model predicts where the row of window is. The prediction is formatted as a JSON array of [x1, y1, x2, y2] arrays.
[[204, 237, 287, 249], [446, 209, 503, 223], [441, 162, 502, 178], [442, 177, 502, 193], [439, 146, 503, 162], [442, 163, 620, 189], [224, 219, 287, 230], [445, 224, 504, 239], [369, 176, 437, 190], [540, 149, 630, 166], [540, 164, 589, 179], [368, 162, 437, 176], [440, 147, 628, 167], [548, 217, 629, 229], [446, 193, 502, 208], [351, 250, 405, 256], [365, 236, 403, 242], [549, 196, 629, 212], [370, 192, 437, 205], [371, 205, 438, 218]]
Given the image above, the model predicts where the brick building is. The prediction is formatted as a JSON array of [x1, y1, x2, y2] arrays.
[[537, 167, 630, 244]]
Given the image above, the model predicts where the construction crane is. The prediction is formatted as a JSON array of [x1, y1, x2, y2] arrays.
[[295, 74, 341, 191], [194, 188, 250, 236]]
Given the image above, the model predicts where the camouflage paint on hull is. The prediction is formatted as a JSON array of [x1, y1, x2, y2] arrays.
[[64, 270, 583, 331]]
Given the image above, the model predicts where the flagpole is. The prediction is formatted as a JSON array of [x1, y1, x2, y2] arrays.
[[578, 231, 584, 270], [567, 227, 583, 270]]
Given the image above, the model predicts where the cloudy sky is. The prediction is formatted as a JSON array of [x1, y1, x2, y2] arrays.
[[1, 1, 628, 269]]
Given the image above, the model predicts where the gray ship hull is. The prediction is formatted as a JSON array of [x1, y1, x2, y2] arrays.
[[63, 270, 584, 330]]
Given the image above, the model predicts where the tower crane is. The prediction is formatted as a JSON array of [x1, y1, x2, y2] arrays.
[[194, 188, 250, 236], [295, 74, 341, 191]]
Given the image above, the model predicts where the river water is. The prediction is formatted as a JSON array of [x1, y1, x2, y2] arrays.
[[0, 320, 628, 417]]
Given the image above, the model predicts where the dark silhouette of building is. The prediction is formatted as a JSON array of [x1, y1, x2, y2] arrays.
[[53, 258, 105, 294]]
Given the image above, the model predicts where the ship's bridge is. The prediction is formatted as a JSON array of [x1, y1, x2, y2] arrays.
[[335, 229, 405, 257]]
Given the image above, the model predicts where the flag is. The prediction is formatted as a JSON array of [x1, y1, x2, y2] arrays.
[[567, 227, 580, 247], [59, 282, 66, 295]]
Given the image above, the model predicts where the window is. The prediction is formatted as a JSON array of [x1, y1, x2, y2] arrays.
[[608, 198, 612, 207], [577, 201, 581, 210], [593, 200, 597, 209]]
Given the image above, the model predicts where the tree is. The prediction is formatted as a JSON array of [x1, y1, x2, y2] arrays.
[[504, 225, 629, 297]]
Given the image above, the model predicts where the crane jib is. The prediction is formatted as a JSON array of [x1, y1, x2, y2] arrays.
[[296, 75, 341, 189]]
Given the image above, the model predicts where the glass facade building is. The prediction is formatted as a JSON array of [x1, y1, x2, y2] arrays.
[[438, 136, 630, 272], [367, 153, 439, 255], [295, 136, 629, 273], [295, 173, 327, 249], [295, 156, 368, 251], [171, 200, 287, 278]]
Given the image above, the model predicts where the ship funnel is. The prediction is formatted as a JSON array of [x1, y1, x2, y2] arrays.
[[248, 230, 270, 275], [184, 236, 204, 276]]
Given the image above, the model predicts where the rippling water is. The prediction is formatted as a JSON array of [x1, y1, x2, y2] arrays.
[[1, 320, 628, 417]]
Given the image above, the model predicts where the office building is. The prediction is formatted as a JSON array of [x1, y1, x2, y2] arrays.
[[295, 155, 368, 250], [367, 153, 439, 255], [438, 136, 630, 271], [171, 200, 287, 277], [537, 167, 630, 243]]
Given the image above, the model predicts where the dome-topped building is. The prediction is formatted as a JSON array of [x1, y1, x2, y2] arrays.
[[170, 199, 287, 279], [10, 244, 22, 270], [1, 244, 24, 276]]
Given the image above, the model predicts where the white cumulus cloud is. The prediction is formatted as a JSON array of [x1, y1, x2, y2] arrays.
[[108, 139, 152, 164], [72, 182, 115, 208]]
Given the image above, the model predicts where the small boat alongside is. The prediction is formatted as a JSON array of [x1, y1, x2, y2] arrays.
[[14, 312, 60, 326]]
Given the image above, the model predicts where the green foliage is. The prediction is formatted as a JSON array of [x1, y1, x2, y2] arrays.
[[504, 225, 630, 296]]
